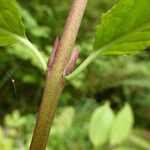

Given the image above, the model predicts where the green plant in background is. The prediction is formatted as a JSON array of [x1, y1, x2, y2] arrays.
[[0, 0, 150, 149], [0, 127, 13, 150], [0, 105, 150, 150], [88, 102, 133, 149], [89, 102, 150, 150], [82, 102, 150, 150]]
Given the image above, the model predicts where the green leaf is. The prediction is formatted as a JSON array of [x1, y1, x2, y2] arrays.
[[89, 102, 114, 147], [0, 1, 47, 71], [94, 0, 150, 55], [0, 0, 25, 46], [109, 103, 134, 145]]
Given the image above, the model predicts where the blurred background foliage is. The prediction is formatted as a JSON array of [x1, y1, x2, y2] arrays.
[[0, 0, 150, 149]]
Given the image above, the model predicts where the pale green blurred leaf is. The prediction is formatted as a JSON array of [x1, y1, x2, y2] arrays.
[[5, 110, 26, 128], [51, 107, 75, 135], [109, 103, 134, 145], [0, 127, 13, 150], [6, 43, 48, 71], [20, 6, 49, 38], [94, 0, 150, 55], [89, 102, 114, 147], [130, 135, 150, 150]]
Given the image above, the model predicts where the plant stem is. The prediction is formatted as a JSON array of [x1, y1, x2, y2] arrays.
[[30, 0, 88, 150], [13, 35, 47, 72]]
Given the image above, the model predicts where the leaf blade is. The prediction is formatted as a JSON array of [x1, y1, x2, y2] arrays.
[[0, 0, 25, 46], [94, 0, 150, 55]]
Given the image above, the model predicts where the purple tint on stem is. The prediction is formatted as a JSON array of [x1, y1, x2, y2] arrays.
[[48, 36, 60, 68]]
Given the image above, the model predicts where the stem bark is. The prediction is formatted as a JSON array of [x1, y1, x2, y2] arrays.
[[30, 0, 88, 149]]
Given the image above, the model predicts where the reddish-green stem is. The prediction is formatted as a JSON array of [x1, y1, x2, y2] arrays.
[[30, 0, 88, 149]]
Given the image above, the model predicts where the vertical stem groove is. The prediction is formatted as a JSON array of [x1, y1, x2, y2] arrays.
[[30, 0, 88, 150]]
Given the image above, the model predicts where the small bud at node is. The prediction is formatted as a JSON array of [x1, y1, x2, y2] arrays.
[[64, 47, 80, 76]]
